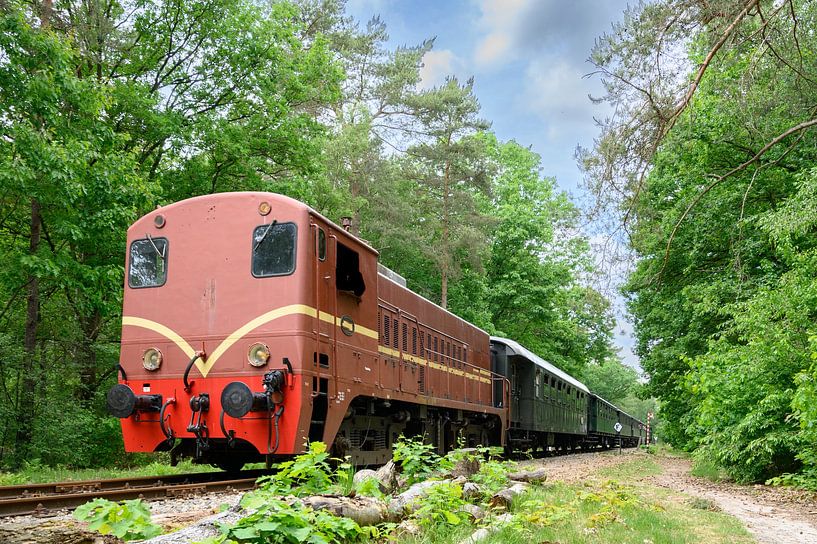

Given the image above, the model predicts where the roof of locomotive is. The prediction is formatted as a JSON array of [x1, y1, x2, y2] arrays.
[[490, 337, 589, 393], [379, 271, 491, 337], [132, 191, 378, 255]]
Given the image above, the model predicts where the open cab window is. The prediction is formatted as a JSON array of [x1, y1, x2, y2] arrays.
[[252, 222, 297, 277], [129, 237, 168, 288], [336, 242, 366, 296]]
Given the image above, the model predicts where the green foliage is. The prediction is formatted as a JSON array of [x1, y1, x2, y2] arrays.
[[766, 470, 817, 492], [73, 498, 162, 541], [209, 498, 372, 544], [470, 458, 514, 495], [584, 0, 817, 482], [392, 436, 441, 485], [252, 442, 334, 497], [410, 482, 467, 528]]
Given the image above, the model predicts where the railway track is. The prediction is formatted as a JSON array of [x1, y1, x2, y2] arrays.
[[0, 469, 269, 518]]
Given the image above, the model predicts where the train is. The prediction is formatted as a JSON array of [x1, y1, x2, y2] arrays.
[[106, 192, 644, 470]]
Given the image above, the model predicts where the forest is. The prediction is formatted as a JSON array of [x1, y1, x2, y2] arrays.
[[584, 0, 817, 485], [4, 0, 814, 493], [0, 0, 643, 470]]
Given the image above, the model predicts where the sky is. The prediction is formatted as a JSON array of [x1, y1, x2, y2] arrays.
[[345, 0, 640, 369]]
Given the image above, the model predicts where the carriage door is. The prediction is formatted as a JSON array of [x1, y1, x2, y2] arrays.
[[310, 222, 333, 443]]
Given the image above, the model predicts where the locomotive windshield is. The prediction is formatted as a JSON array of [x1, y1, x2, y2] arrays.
[[252, 222, 296, 277], [128, 237, 168, 288]]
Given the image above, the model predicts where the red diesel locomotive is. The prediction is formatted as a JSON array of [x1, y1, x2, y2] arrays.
[[107, 192, 510, 469]]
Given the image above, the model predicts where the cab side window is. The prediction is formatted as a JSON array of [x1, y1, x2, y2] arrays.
[[318, 228, 326, 261], [252, 222, 297, 277], [129, 237, 168, 288]]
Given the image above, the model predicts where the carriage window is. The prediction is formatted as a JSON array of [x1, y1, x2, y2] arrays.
[[336, 242, 366, 296], [534, 371, 541, 398], [129, 237, 168, 288], [252, 222, 296, 277], [318, 228, 326, 261]]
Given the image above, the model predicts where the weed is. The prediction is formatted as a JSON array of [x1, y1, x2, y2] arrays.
[[766, 470, 817, 491], [471, 458, 513, 494], [393, 435, 440, 485], [688, 497, 721, 511], [411, 481, 467, 528], [73, 498, 162, 541], [203, 498, 373, 544], [253, 442, 333, 497]]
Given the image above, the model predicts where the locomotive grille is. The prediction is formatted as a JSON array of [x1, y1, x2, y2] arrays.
[[418, 366, 426, 393]]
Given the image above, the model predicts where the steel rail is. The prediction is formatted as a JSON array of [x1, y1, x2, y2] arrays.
[[0, 470, 269, 518]]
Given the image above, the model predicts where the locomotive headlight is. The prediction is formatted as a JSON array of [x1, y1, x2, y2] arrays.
[[142, 348, 163, 371], [248, 343, 270, 367]]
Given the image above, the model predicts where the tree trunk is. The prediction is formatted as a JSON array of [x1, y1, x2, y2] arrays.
[[76, 310, 101, 404], [14, 199, 41, 465], [440, 147, 451, 309]]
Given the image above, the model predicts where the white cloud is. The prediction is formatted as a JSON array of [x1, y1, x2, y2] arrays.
[[523, 59, 596, 140], [475, 32, 512, 66], [473, 0, 532, 68], [419, 49, 464, 89]]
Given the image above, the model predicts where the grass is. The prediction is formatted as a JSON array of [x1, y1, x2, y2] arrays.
[[0, 457, 220, 486], [400, 453, 754, 544], [691, 457, 729, 483], [596, 455, 663, 480]]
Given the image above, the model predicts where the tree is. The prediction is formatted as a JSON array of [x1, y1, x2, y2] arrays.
[[403, 78, 491, 308], [583, 0, 817, 480], [0, 0, 343, 467], [475, 134, 613, 374]]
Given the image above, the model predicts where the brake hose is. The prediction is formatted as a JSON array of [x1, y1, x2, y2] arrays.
[[183, 353, 202, 391], [220, 409, 236, 448], [159, 398, 176, 443], [267, 403, 284, 455]]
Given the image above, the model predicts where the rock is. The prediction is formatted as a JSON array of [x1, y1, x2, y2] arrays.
[[451, 454, 481, 478], [143, 505, 246, 543], [489, 482, 529, 509], [507, 468, 547, 483], [0, 518, 121, 544], [375, 461, 399, 493], [388, 479, 452, 516], [459, 503, 486, 520], [456, 513, 513, 544], [301, 495, 393, 526], [462, 482, 483, 501], [396, 519, 422, 536]]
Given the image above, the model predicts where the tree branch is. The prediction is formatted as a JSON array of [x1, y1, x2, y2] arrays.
[[659, 116, 817, 277]]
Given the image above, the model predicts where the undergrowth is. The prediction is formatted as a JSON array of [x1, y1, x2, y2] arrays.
[[767, 469, 817, 491], [69, 441, 755, 544]]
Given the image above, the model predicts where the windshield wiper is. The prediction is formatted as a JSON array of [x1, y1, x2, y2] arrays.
[[146, 233, 165, 261], [253, 219, 278, 252]]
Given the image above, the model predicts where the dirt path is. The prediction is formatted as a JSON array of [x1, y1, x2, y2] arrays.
[[523, 449, 817, 544], [649, 454, 817, 544]]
